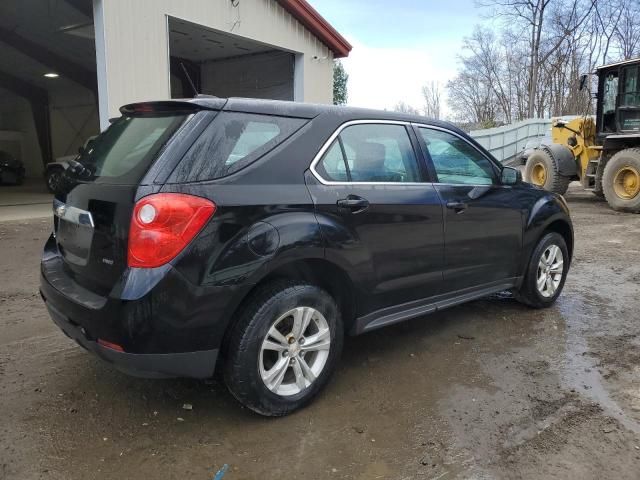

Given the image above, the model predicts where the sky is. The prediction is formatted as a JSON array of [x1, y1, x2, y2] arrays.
[[311, 0, 487, 116]]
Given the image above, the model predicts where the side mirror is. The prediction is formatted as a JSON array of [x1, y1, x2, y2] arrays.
[[579, 74, 588, 91], [501, 166, 521, 185]]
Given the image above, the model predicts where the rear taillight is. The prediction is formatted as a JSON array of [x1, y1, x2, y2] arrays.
[[98, 339, 125, 352], [128, 193, 216, 268]]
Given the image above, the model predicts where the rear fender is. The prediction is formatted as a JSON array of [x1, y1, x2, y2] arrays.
[[165, 209, 326, 350], [178, 211, 326, 288], [312, 211, 376, 294]]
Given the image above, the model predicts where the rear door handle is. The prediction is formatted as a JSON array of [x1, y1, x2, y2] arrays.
[[337, 196, 370, 213], [446, 201, 468, 213]]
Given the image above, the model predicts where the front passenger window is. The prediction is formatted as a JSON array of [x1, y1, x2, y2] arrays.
[[418, 128, 496, 185]]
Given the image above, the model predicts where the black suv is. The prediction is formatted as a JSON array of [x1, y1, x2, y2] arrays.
[[40, 97, 573, 416]]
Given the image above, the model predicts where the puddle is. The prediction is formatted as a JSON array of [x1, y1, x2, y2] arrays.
[[557, 297, 640, 435]]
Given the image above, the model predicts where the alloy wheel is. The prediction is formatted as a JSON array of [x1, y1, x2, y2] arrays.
[[259, 307, 331, 397], [536, 244, 564, 298]]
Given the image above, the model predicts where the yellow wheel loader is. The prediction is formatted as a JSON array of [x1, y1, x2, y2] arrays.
[[524, 58, 640, 212]]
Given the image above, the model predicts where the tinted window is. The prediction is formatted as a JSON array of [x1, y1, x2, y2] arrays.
[[172, 112, 306, 181], [622, 65, 640, 107], [73, 114, 188, 184], [316, 140, 349, 182], [418, 128, 496, 185], [328, 124, 420, 183]]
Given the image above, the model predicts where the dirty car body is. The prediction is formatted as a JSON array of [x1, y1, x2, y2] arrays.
[[40, 97, 573, 412]]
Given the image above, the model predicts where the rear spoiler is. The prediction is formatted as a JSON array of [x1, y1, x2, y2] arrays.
[[120, 98, 226, 116]]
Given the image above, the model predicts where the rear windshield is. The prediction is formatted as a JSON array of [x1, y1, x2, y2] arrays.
[[169, 112, 307, 182], [70, 114, 188, 184]]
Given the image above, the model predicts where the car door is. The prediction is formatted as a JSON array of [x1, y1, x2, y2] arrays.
[[415, 125, 523, 293], [307, 121, 444, 314]]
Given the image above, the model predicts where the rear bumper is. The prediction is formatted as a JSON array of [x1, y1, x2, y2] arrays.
[[43, 296, 218, 379], [39, 233, 244, 379]]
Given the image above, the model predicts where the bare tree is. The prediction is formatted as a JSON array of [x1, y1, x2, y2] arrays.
[[422, 82, 442, 119], [478, 0, 595, 117], [447, 69, 499, 127], [614, 0, 640, 59], [447, 0, 638, 124], [478, 0, 552, 117], [592, 0, 625, 64], [392, 101, 421, 115]]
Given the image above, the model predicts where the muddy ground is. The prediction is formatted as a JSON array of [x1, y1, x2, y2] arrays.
[[1, 183, 639, 479]]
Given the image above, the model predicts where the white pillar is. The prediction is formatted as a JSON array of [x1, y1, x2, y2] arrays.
[[294, 53, 305, 102], [93, 0, 110, 131]]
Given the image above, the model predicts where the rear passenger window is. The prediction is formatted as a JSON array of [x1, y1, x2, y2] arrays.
[[171, 112, 306, 181], [314, 123, 420, 183], [316, 140, 349, 182]]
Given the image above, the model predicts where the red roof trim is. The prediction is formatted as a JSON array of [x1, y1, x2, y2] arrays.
[[276, 0, 352, 58]]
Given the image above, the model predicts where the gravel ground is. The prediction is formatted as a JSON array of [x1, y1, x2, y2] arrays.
[[1, 183, 639, 479]]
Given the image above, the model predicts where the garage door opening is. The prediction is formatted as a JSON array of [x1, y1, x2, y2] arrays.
[[168, 17, 296, 101], [0, 0, 98, 218]]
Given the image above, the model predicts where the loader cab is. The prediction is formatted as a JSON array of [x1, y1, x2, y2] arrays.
[[595, 59, 640, 142]]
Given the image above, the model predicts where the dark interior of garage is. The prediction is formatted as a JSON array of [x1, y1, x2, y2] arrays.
[[168, 17, 296, 101], [0, 2, 298, 188]]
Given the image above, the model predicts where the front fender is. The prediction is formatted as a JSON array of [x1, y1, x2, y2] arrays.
[[520, 192, 573, 276]]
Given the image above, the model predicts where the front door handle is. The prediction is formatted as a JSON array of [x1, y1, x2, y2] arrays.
[[446, 201, 468, 213], [337, 196, 370, 213]]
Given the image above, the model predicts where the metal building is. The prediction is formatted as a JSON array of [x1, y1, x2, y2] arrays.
[[0, 0, 351, 180]]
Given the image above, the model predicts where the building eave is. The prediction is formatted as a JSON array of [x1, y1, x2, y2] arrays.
[[276, 0, 352, 58]]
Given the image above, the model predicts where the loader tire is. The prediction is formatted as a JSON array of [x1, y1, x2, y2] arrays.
[[592, 159, 606, 199], [602, 148, 640, 213], [524, 148, 572, 195]]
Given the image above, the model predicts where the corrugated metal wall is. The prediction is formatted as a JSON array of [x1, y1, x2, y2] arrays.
[[470, 119, 553, 163], [201, 51, 295, 100], [96, 0, 333, 124]]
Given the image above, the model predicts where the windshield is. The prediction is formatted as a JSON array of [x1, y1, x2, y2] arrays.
[[71, 114, 188, 184]]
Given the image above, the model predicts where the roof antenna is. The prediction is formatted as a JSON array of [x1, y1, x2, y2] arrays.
[[180, 62, 199, 97]]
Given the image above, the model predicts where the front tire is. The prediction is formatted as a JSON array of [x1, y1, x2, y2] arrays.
[[515, 232, 569, 308], [524, 149, 572, 195], [223, 280, 343, 416], [46, 168, 64, 193], [602, 148, 640, 213]]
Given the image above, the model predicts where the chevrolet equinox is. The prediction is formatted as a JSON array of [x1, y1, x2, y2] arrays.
[[40, 97, 573, 416]]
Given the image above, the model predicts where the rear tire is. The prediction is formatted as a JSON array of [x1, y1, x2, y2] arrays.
[[524, 149, 572, 195], [223, 280, 343, 416], [515, 232, 569, 309], [602, 148, 640, 213]]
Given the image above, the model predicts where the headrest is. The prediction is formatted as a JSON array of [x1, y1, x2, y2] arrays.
[[354, 142, 386, 170]]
